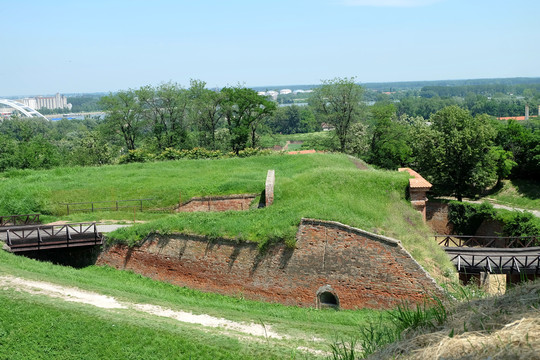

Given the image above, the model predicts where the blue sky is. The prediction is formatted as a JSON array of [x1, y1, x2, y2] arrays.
[[1, 0, 539, 96]]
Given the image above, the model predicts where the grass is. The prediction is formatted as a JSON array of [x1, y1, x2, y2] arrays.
[[0, 250, 387, 359], [0, 153, 453, 278], [482, 179, 540, 211], [367, 279, 540, 359], [259, 132, 336, 150]]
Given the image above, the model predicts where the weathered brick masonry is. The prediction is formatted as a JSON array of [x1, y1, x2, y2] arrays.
[[176, 194, 258, 212], [98, 219, 443, 309]]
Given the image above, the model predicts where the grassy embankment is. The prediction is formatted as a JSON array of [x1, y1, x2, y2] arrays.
[[0, 153, 453, 277], [260, 131, 337, 151], [0, 250, 385, 359], [481, 179, 540, 211]]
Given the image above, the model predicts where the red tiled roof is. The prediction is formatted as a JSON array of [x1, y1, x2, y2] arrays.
[[398, 168, 432, 189], [497, 116, 527, 121]]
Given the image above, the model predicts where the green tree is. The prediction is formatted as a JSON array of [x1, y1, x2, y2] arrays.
[[189, 80, 224, 150], [221, 86, 276, 153], [137, 82, 190, 150], [100, 90, 143, 151], [417, 106, 497, 201], [310, 77, 365, 152], [368, 104, 412, 169]]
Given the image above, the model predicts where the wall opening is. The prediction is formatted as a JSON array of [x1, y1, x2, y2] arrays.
[[316, 285, 340, 309]]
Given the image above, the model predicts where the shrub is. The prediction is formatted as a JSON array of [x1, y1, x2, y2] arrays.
[[448, 201, 496, 235], [118, 149, 152, 164]]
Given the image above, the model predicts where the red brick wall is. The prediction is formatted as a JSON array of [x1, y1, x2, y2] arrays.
[[98, 219, 443, 309], [426, 202, 453, 234], [176, 194, 257, 212]]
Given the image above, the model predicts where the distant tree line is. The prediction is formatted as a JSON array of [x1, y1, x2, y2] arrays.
[[1, 77, 539, 203]]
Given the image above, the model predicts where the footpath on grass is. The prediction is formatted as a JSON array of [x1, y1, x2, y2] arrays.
[[436, 197, 540, 218], [0, 274, 328, 356]]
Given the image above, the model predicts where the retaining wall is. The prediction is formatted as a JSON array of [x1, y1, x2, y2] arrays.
[[98, 219, 442, 309], [176, 194, 258, 212]]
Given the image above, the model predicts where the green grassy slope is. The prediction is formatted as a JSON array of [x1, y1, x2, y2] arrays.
[[0, 250, 385, 359], [0, 153, 453, 279], [482, 179, 540, 211]]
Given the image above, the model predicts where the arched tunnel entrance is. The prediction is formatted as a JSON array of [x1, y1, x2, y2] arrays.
[[316, 285, 340, 309]]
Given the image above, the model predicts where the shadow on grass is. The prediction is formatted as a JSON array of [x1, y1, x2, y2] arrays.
[[512, 179, 540, 200]]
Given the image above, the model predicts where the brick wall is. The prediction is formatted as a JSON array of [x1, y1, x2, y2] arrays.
[[176, 194, 258, 212], [98, 219, 443, 309], [426, 201, 453, 234]]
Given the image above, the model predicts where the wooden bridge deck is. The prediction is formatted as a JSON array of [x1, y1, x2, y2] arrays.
[[1, 223, 104, 253]]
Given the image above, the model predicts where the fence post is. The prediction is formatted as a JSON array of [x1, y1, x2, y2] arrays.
[[66, 204, 70, 215], [116, 201, 119, 211], [140, 200, 143, 212], [92, 202, 94, 213], [6, 230, 11, 246]]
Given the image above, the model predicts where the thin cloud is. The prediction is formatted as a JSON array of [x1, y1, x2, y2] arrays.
[[343, 0, 443, 7]]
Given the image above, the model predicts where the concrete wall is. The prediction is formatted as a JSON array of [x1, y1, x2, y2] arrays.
[[176, 194, 257, 212], [98, 219, 442, 309]]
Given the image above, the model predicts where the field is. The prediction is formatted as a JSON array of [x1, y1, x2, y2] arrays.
[[0, 153, 453, 277]]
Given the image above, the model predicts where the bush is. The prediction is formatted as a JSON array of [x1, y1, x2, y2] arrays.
[[118, 149, 152, 164], [448, 201, 540, 242], [497, 211, 540, 238], [448, 201, 496, 235]]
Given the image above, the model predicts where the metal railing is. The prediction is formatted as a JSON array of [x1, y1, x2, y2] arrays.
[[5, 223, 103, 251], [436, 235, 539, 248], [62, 199, 154, 215], [449, 253, 540, 274]]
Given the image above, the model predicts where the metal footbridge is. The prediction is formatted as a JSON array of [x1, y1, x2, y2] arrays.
[[436, 235, 540, 275], [1, 223, 104, 253]]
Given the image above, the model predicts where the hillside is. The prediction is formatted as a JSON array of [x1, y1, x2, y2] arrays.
[[0, 153, 453, 279], [0, 249, 384, 359], [369, 280, 540, 359]]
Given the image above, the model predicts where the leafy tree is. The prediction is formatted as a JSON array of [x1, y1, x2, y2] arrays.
[[221, 86, 276, 153], [137, 82, 190, 150], [310, 77, 365, 152], [367, 104, 412, 169], [0, 135, 18, 172], [368, 104, 412, 170], [490, 146, 517, 187], [416, 106, 497, 201], [496, 120, 540, 179], [100, 90, 143, 151], [70, 131, 114, 166], [189, 80, 224, 150], [17, 136, 60, 170]]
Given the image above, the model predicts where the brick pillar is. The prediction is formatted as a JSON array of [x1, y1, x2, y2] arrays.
[[399, 168, 432, 222]]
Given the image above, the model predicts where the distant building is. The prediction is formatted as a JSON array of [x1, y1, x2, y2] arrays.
[[18, 93, 72, 110], [321, 122, 335, 131], [279, 89, 292, 95]]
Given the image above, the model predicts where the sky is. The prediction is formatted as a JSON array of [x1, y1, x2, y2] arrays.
[[1, 0, 539, 96]]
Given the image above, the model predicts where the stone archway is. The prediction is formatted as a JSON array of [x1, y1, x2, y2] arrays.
[[316, 285, 340, 309]]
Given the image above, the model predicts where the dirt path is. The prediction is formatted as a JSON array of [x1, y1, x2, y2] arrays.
[[0, 275, 284, 338], [0, 275, 327, 355], [282, 140, 291, 151]]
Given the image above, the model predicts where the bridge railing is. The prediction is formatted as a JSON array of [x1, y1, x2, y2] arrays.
[[0, 214, 40, 227], [5, 222, 102, 250], [435, 235, 539, 248], [62, 199, 155, 215], [449, 253, 540, 274]]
